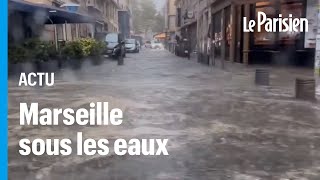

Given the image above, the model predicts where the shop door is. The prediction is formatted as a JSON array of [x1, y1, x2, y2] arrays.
[[235, 5, 244, 63]]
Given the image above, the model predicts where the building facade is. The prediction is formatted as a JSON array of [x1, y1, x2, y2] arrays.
[[175, 0, 203, 55], [173, 0, 315, 68], [203, 0, 314, 68], [165, 0, 177, 38], [164, 0, 177, 52], [118, 0, 132, 38], [15, 0, 123, 44]]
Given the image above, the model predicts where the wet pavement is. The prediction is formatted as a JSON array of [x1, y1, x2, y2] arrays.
[[8, 49, 320, 180]]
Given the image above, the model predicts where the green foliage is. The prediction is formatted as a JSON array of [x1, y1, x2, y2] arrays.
[[23, 38, 57, 62], [9, 38, 57, 63], [78, 38, 106, 57], [78, 38, 96, 57], [23, 38, 39, 49], [62, 41, 84, 60], [34, 42, 57, 62], [9, 38, 104, 63], [152, 13, 165, 33], [8, 45, 28, 64], [90, 40, 106, 56], [132, 0, 164, 33]]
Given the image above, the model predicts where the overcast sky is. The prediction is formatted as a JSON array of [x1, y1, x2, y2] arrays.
[[153, 0, 165, 11]]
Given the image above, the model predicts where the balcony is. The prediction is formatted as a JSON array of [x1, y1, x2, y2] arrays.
[[86, 0, 103, 13]]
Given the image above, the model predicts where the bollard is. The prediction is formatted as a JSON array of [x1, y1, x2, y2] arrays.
[[118, 54, 124, 65], [255, 69, 270, 86], [295, 78, 315, 100]]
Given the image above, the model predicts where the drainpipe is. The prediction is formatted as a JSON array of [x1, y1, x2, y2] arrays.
[[315, 0, 320, 97], [197, 0, 200, 62], [242, 3, 250, 65], [65, 20, 68, 41]]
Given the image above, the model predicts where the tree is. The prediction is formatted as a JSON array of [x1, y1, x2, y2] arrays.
[[132, 1, 143, 33], [152, 13, 165, 33], [132, 0, 164, 34]]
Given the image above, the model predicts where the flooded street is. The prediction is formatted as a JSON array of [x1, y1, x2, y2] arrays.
[[8, 49, 320, 180]]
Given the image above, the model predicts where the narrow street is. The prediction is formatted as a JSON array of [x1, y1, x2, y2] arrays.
[[8, 49, 320, 180]]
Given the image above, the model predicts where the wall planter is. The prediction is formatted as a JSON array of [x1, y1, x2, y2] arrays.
[[20, 62, 36, 74], [90, 56, 104, 66], [58, 58, 68, 69], [8, 62, 36, 77], [67, 58, 83, 70], [37, 60, 59, 72], [8, 63, 21, 76]]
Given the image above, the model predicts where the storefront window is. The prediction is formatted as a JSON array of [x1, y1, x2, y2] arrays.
[[254, 0, 303, 46], [225, 6, 231, 59], [279, 0, 303, 45], [254, 1, 276, 45], [213, 11, 222, 57]]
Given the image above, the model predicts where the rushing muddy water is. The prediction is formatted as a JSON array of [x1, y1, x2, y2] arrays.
[[8, 49, 320, 180]]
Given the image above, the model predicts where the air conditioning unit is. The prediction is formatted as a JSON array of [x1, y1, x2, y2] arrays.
[[86, 0, 95, 7]]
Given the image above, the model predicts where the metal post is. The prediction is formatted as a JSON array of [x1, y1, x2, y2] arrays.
[[221, 9, 226, 69], [230, 4, 236, 63], [243, 4, 250, 65], [315, 0, 320, 97], [65, 20, 68, 41], [47, 16, 58, 51], [54, 25, 58, 51], [197, 0, 201, 63]]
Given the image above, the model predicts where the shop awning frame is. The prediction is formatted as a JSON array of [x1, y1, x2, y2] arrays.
[[153, 32, 166, 39], [176, 19, 197, 31], [8, 0, 97, 24]]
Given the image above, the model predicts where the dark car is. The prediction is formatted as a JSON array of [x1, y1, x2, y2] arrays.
[[104, 33, 126, 58]]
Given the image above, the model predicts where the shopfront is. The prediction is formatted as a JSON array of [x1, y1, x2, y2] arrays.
[[248, 0, 314, 67], [210, 0, 235, 64], [210, 0, 315, 67]]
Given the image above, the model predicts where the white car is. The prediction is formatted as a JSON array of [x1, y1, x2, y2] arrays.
[[151, 41, 163, 49], [125, 39, 139, 53]]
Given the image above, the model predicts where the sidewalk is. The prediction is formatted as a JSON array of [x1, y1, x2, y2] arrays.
[[189, 54, 319, 101]]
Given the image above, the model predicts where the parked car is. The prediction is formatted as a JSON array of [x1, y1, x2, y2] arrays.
[[151, 40, 164, 49], [125, 39, 139, 53], [104, 33, 126, 58], [136, 41, 141, 50], [145, 41, 152, 48]]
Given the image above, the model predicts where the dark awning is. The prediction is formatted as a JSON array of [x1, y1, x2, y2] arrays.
[[8, 0, 97, 24]]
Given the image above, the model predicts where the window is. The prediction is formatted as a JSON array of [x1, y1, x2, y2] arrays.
[[213, 11, 222, 57], [279, 0, 303, 44], [254, 0, 304, 46], [106, 33, 118, 43], [254, 1, 276, 45], [125, 39, 135, 44]]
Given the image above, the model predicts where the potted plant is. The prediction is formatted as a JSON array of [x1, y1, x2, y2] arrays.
[[89, 40, 106, 65], [8, 45, 35, 76], [77, 38, 104, 65], [8, 45, 27, 76], [34, 42, 59, 72], [62, 40, 84, 70]]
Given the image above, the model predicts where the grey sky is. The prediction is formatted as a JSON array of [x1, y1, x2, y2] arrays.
[[153, 0, 165, 11]]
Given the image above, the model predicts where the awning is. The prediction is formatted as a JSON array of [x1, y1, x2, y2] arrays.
[[176, 19, 197, 31], [8, 0, 97, 24], [154, 33, 166, 40]]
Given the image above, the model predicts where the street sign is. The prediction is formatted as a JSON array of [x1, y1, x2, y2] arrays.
[[187, 11, 194, 19], [305, 0, 317, 48]]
